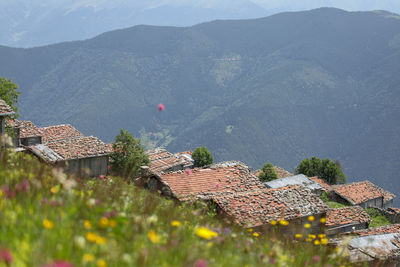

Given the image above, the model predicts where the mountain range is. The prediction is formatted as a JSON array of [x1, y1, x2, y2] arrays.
[[1, 0, 400, 47], [1, 8, 400, 204]]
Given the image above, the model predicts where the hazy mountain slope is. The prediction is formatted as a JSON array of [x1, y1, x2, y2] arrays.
[[1, 8, 400, 204], [0, 0, 267, 48]]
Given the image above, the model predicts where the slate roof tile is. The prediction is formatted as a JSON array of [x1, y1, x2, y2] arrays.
[[0, 99, 14, 115], [351, 224, 400, 236], [310, 176, 333, 191], [326, 206, 371, 227], [7, 119, 42, 138], [44, 136, 111, 160], [213, 186, 327, 227], [333, 180, 395, 205], [146, 148, 188, 173], [40, 124, 84, 143]]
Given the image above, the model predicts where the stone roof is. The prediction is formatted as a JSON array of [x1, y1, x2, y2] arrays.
[[253, 166, 293, 179], [0, 99, 14, 116], [29, 136, 111, 162], [7, 119, 42, 138], [40, 124, 83, 143], [348, 233, 400, 262], [265, 174, 323, 191], [351, 224, 400, 236], [326, 206, 371, 227], [213, 186, 328, 227], [146, 148, 190, 174], [159, 161, 265, 201], [309, 176, 333, 191], [333, 180, 395, 205]]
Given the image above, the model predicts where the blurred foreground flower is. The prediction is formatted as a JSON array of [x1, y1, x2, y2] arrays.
[[41, 260, 74, 267], [0, 248, 13, 265], [196, 227, 218, 240], [43, 219, 54, 229], [147, 230, 160, 244], [171, 220, 181, 227]]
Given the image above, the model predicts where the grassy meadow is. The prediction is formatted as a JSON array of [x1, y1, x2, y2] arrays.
[[0, 146, 352, 267]]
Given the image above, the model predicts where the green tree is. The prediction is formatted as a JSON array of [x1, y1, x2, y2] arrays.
[[296, 156, 346, 184], [109, 129, 150, 179], [192, 146, 213, 167], [258, 163, 278, 182], [0, 78, 21, 115]]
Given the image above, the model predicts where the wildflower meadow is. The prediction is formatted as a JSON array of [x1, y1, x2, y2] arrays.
[[0, 146, 353, 266]]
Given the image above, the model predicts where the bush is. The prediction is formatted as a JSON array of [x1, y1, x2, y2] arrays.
[[296, 157, 346, 184], [192, 146, 213, 167], [258, 163, 278, 182], [109, 128, 149, 179]]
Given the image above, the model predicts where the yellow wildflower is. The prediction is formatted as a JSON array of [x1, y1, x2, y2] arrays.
[[0, 189, 3, 198], [320, 217, 326, 224], [253, 232, 259, 237], [147, 230, 160, 244], [248, 228, 253, 232], [207, 242, 213, 248], [308, 234, 316, 239], [321, 238, 329, 245], [83, 253, 95, 263], [279, 220, 289, 226], [99, 217, 109, 228], [86, 232, 97, 243], [84, 220, 92, 229], [43, 219, 54, 229], [305, 238, 312, 242], [270, 220, 277, 226], [196, 227, 218, 240], [318, 234, 326, 239], [29, 208, 34, 215], [314, 240, 321, 245], [97, 259, 107, 267], [95, 236, 107, 245], [171, 220, 181, 227], [109, 220, 117, 228], [304, 223, 311, 229], [295, 234, 303, 239], [308, 216, 315, 222], [50, 185, 60, 194]]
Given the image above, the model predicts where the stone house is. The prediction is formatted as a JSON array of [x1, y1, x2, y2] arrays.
[[6, 120, 42, 146], [264, 174, 324, 195], [146, 148, 194, 174], [0, 99, 14, 136], [332, 181, 395, 209], [325, 206, 370, 236], [211, 186, 328, 232], [139, 161, 265, 201], [27, 136, 111, 177]]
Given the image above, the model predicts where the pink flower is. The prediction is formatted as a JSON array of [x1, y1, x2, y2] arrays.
[[185, 168, 191, 175], [15, 180, 30, 193], [215, 182, 220, 189], [1, 186, 15, 199], [312, 255, 320, 263], [99, 175, 105, 180], [107, 165, 111, 170], [158, 103, 165, 111], [193, 259, 208, 267], [0, 248, 13, 264], [104, 210, 117, 218]]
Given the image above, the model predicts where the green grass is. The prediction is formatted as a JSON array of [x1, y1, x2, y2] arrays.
[[325, 201, 348, 209], [365, 208, 392, 228], [0, 148, 350, 266]]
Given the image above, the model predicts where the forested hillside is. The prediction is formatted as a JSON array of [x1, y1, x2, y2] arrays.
[[1, 8, 400, 204]]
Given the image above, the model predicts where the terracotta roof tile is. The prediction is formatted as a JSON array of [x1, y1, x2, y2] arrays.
[[44, 136, 110, 160], [351, 224, 400, 236], [326, 207, 371, 227], [310, 176, 333, 191], [159, 161, 265, 201], [40, 124, 84, 143], [387, 207, 400, 214], [213, 186, 327, 227], [7, 120, 42, 138], [333, 181, 395, 205], [0, 99, 14, 115]]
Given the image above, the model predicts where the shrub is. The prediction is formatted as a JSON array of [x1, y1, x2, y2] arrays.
[[258, 163, 278, 182], [192, 146, 213, 167]]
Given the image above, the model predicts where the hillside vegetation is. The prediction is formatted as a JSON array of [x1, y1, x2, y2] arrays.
[[1, 8, 400, 204], [0, 147, 349, 266]]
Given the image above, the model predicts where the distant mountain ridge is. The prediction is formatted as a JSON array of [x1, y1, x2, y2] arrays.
[[1, 8, 400, 205]]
